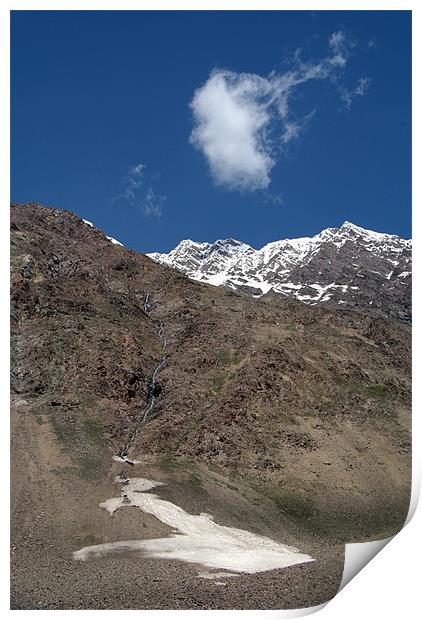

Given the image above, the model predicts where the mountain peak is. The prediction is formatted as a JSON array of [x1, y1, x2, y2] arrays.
[[340, 220, 359, 229], [337, 220, 406, 241]]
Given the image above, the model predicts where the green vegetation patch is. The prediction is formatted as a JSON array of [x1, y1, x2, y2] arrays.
[[212, 372, 226, 395], [50, 410, 79, 444], [366, 384, 387, 398], [215, 348, 232, 366], [331, 376, 390, 407], [49, 407, 107, 480], [76, 452, 106, 480], [158, 454, 178, 472], [82, 417, 105, 443], [188, 472, 205, 492], [214, 348, 243, 366], [273, 490, 316, 521]]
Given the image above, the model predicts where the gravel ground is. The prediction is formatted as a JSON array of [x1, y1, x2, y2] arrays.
[[11, 548, 344, 610], [11, 404, 344, 610]]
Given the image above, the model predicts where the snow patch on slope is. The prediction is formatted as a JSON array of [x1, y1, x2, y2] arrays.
[[82, 218, 124, 247], [106, 235, 124, 247], [73, 477, 313, 574]]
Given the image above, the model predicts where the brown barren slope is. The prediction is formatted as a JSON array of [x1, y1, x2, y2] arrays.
[[10, 203, 411, 609]]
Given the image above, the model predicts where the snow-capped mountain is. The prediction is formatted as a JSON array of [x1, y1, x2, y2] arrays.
[[148, 222, 412, 322]]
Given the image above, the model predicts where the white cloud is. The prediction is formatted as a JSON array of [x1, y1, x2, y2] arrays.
[[190, 31, 369, 192], [116, 164, 166, 217], [190, 71, 274, 191]]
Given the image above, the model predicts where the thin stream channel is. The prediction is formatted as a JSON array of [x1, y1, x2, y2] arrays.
[[118, 293, 168, 467]]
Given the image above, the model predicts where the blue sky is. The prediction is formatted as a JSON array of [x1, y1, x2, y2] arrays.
[[11, 10, 411, 252]]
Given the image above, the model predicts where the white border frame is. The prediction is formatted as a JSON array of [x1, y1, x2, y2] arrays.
[[2, 2, 419, 618]]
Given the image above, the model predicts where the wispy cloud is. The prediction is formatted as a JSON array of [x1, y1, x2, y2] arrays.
[[339, 76, 371, 110], [262, 190, 284, 206], [115, 164, 166, 217], [190, 31, 370, 193], [328, 30, 351, 66], [281, 110, 316, 145], [139, 186, 166, 217]]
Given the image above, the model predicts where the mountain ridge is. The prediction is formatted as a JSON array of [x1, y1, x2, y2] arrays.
[[147, 221, 412, 322]]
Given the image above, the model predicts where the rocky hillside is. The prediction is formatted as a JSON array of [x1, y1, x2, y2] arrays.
[[11, 203, 411, 542], [10, 203, 412, 608], [148, 222, 411, 322]]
